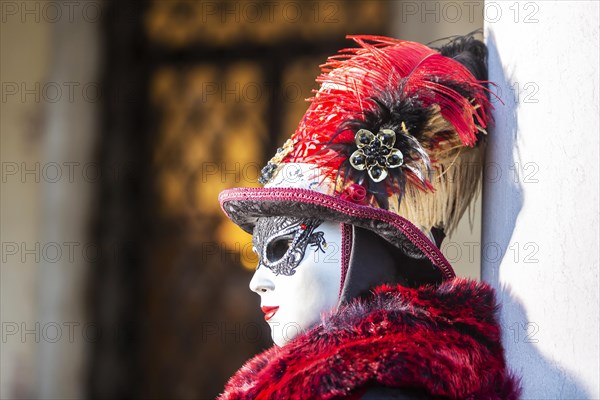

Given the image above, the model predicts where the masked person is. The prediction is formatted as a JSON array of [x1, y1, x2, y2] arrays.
[[218, 35, 521, 399]]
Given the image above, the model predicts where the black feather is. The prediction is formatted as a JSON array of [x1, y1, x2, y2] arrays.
[[434, 32, 488, 82]]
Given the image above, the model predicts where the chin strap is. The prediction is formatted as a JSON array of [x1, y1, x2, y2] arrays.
[[338, 226, 444, 305], [338, 223, 353, 300]]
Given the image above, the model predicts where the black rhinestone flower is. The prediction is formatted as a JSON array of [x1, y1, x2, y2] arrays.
[[349, 129, 404, 182], [258, 139, 294, 185], [258, 163, 278, 185]]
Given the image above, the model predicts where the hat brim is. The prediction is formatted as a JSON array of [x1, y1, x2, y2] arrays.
[[219, 187, 455, 281]]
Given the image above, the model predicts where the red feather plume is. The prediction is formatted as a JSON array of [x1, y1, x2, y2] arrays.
[[286, 35, 492, 181]]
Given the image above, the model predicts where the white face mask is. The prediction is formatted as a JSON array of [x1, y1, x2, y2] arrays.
[[249, 217, 343, 347]]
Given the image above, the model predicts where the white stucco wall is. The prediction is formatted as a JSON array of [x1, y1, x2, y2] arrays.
[[484, 2, 599, 399]]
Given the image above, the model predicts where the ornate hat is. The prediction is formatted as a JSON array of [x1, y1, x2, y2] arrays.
[[219, 34, 491, 283]]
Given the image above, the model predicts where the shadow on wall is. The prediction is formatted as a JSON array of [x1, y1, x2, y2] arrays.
[[483, 32, 591, 399]]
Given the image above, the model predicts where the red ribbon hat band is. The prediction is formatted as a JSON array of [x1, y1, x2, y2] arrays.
[[219, 34, 493, 281]]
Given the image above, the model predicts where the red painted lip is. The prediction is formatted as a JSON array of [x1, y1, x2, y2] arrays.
[[261, 306, 279, 321]]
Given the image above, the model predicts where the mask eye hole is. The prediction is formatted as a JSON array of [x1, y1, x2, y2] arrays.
[[266, 236, 292, 263]]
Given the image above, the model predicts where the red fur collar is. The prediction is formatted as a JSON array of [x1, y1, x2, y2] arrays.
[[219, 278, 520, 399]]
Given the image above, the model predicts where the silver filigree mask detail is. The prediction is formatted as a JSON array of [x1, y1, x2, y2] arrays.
[[252, 216, 327, 276]]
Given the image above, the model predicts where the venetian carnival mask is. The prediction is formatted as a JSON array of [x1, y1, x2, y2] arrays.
[[249, 216, 343, 347]]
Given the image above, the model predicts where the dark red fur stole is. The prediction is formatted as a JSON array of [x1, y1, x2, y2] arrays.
[[219, 278, 521, 399]]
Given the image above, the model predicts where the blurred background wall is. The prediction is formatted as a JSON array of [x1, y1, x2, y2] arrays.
[[1, 2, 100, 398], [2, 1, 487, 399]]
